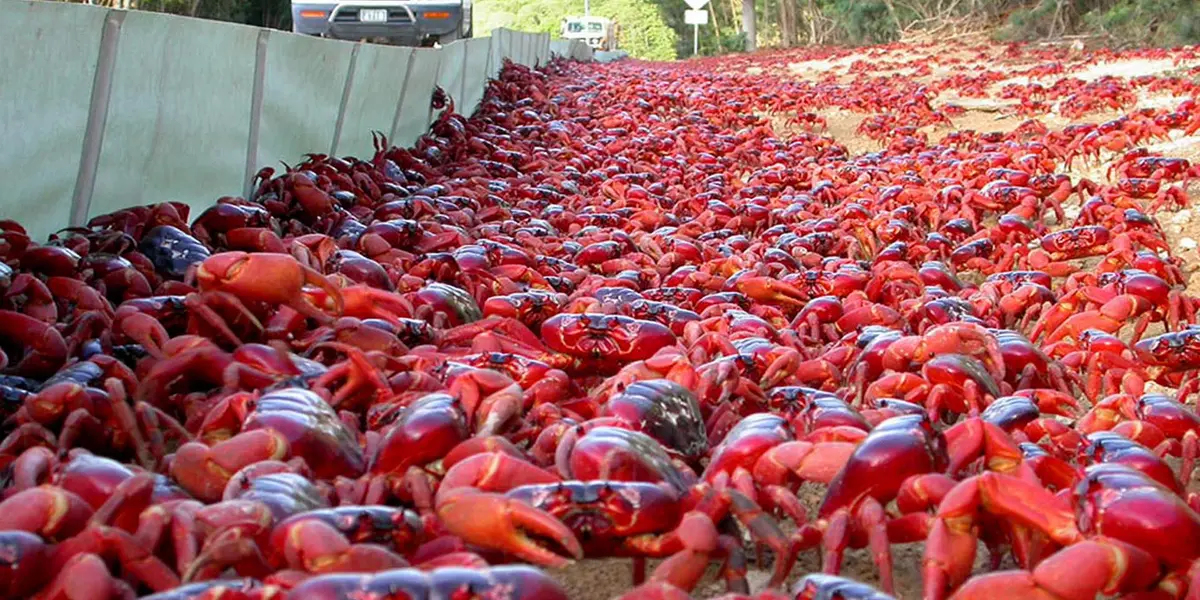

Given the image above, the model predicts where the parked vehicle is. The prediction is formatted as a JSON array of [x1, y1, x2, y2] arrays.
[[560, 16, 618, 51], [291, 0, 471, 46]]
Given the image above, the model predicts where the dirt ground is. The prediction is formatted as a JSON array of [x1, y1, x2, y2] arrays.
[[552, 488, 1010, 599], [551, 42, 1200, 599]]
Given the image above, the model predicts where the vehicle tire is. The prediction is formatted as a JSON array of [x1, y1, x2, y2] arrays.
[[439, 17, 471, 44]]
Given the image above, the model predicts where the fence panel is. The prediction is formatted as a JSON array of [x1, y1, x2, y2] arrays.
[[435, 39, 467, 111], [391, 47, 441, 147], [90, 11, 258, 220], [0, 1, 591, 240], [461, 38, 492, 115], [255, 31, 355, 173], [0, 1, 107, 236], [336, 43, 413, 158]]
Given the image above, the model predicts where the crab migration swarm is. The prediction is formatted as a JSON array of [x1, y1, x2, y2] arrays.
[[3, 40, 1200, 600]]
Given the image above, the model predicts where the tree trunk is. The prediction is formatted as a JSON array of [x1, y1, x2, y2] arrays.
[[709, 2, 724, 51], [762, 0, 773, 44], [805, 0, 817, 45], [729, 0, 742, 33], [882, 0, 904, 36], [779, 0, 796, 47], [741, 0, 756, 51], [777, 0, 788, 47]]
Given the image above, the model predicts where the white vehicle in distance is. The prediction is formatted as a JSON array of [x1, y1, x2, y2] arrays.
[[561, 16, 618, 51]]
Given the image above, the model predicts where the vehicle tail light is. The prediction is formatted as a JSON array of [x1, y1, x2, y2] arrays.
[[424, 11, 450, 18], [299, 10, 327, 18]]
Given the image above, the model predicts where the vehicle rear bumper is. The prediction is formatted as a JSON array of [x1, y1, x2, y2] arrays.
[[291, 1, 461, 40]]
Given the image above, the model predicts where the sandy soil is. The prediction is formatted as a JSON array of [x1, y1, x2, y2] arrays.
[[552, 43, 1200, 599], [552, 488, 1010, 599]]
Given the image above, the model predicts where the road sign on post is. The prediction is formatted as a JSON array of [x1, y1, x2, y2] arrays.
[[684, 0, 709, 57]]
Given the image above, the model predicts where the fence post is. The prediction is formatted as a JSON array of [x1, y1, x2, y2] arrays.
[[70, 9, 125, 226], [330, 42, 362, 156], [243, 29, 270, 200]]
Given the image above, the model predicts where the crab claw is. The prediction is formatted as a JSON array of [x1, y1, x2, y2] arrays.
[[0, 310, 68, 379], [436, 489, 583, 568], [734, 277, 806, 309], [196, 252, 343, 324], [1013, 389, 1079, 417], [169, 429, 290, 502]]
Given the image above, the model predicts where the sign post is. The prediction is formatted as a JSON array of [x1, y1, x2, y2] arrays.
[[684, 0, 709, 57]]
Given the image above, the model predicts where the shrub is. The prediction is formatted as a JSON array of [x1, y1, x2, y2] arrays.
[[828, 0, 899, 45]]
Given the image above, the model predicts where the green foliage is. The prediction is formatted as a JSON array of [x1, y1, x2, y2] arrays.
[[138, 0, 292, 29], [695, 31, 748, 56], [1084, 0, 1200, 45], [475, 0, 567, 35], [1001, 0, 1200, 45], [603, 0, 679, 60], [1001, 0, 1059, 40], [826, 0, 898, 44], [475, 0, 678, 60]]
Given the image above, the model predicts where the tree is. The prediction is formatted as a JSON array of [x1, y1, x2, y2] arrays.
[[601, 0, 678, 60], [742, 0, 757, 50], [779, 0, 797, 46]]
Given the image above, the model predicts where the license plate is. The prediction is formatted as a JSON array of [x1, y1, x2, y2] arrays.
[[359, 9, 388, 22]]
